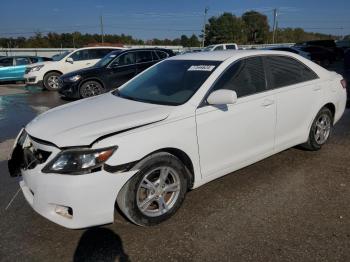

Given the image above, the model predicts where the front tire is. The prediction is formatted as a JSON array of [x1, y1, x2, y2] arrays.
[[302, 107, 333, 151], [43, 72, 61, 91], [79, 80, 105, 98], [117, 152, 188, 226]]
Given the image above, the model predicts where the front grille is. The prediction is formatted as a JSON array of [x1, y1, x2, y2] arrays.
[[8, 132, 51, 177]]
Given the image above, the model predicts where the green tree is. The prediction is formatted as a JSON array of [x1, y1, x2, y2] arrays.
[[205, 12, 246, 45], [242, 11, 269, 44]]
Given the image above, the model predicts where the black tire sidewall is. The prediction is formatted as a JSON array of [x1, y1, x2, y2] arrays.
[[79, 80, 104, 98], [308, 108, 333, 150], [43, 72, 61, 91], [123, 154, 188, 226]]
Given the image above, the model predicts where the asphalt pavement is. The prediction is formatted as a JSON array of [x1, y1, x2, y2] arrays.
[[0, 81, 349, 261]]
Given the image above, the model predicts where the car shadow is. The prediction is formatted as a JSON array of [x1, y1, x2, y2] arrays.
[[73, 227, 129, 262]]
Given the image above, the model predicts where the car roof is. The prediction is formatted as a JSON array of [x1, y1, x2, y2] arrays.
[[169, 50, 301, 61], [108, 48, 172, 54], [77, 46, 123, 50]]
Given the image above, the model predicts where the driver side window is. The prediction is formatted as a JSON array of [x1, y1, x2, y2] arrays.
[[211, 57, 267, 98], [111, 52, 135, 67], [69, 50, 90, 61]]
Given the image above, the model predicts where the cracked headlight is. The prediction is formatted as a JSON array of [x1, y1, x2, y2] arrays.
[[42, 146, 117, 174]]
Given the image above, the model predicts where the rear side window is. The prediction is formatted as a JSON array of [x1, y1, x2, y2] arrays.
[[212, 57, 266, 98], [0, 57, 13, 66], [136, 51, 153, 63], [89, 49, 115, 59], [155, 51, 169, 60], [15, 57, 30, 66], [265, 56, 318, 89], [226, 45, 237, 50]]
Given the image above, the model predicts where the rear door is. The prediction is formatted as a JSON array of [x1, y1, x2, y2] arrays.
[[13, 57, 31, 80], [135, 51, 156, 74], [107, 51, 136, 88], [264, 55, 321, 151], [0, 57, 14, 81]]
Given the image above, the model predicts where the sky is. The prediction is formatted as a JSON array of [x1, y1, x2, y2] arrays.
[[0, 0, 349, 40]]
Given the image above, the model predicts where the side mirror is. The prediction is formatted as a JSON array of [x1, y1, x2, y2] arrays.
[[66, 57, 74, 64], [207, 89, 237, 105]]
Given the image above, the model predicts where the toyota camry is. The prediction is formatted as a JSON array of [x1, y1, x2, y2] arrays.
[[8, 50, 347, 229]]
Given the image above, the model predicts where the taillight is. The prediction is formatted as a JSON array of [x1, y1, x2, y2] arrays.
[[340, 79, 347, 89]]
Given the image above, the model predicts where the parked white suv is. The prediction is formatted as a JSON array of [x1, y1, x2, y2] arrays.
[[203, 43, 238, 51], [9, 50, 347, 229], [24, 47, 122, 90]]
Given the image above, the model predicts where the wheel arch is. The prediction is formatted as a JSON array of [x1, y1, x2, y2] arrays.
[[323, 102, 336, 121], [79, 78, 105, 90], [44, 70, 63, 78]]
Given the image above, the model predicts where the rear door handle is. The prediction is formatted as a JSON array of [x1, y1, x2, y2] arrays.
[[261, 99, 275, 107], [313, 86, 322, 91]]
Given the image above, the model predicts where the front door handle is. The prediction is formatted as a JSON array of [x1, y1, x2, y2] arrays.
[[313, 86, 322, 91], [261, 99, 275, 107]]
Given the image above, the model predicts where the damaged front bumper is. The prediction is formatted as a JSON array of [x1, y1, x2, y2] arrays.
[[8, 130, 137, 229]]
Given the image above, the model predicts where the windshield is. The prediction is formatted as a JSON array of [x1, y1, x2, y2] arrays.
[[203, 45, 215, 51], [52, 51, 71, 61], [114, 60, 221, 106], [94, 51, 121, 67]]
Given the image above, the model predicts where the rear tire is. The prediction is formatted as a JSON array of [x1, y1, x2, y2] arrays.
[[301, 107, 333, 151], [117, 152, 188, 226], [43, 72, 61, 91], [79, 80, 105, 98]]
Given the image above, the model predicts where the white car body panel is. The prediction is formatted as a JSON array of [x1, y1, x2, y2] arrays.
[[14, 50, 347, 228], [24, 47, 122, 85]]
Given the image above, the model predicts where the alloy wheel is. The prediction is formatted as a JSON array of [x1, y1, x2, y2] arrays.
[[136, 166, 181, 217]]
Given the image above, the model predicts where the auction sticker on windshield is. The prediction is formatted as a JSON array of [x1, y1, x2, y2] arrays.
[[187, 65, 216, 71]]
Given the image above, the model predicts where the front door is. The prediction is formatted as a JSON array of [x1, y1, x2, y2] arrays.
[[108, 52, 136, 88], [196, 57, 276, 178]]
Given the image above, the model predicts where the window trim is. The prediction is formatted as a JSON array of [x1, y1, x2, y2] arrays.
[[108, 51, 137, 68], [199, 54, 319, 108], [199, 55, 269, 107], [0, 57, 14, 67], [14, 57, 30, 66], [263, 54, 319, 91]]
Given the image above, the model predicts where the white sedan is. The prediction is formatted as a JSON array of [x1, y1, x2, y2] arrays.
[[9, 50, 347, 229]]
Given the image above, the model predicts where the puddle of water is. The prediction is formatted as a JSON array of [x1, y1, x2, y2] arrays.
[[0, 94, 37, 142]]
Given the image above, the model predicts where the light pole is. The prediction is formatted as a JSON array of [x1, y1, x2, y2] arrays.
[[202, 7, 209, 48]]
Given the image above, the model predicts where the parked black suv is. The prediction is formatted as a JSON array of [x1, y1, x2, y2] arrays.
[[295, 40, 344, 60], [58, 48, 174, 99]]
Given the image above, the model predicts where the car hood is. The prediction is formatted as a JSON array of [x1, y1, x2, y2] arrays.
[[26, 93, 173, 147], [29, 61, 53, 67]]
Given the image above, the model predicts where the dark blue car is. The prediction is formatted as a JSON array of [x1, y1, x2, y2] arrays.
[[0, 56, 52, 82]]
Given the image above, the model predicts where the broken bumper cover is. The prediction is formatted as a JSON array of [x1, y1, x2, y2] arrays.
[[20, 168, 136, 229], [8, 129, 137, 229]]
